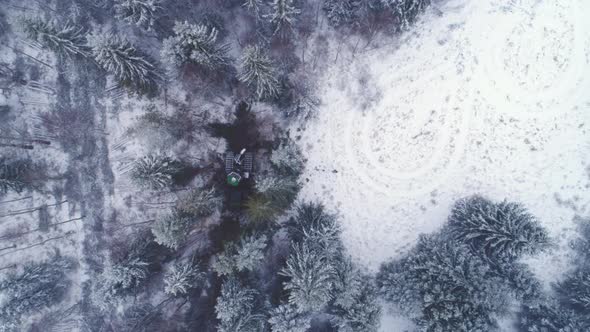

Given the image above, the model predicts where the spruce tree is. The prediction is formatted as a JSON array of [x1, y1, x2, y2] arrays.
[[0, 256, 75, 327], [289, 202, 341, 259], [268, 304, 311, 332], [377, 235, 508, 331], [114, 0, 162, 31], [270, 138, 305, 176], [280, 243, 336, 313], [555, 270, 590, 316], [243, 0, 264, 18], [176, 187, 221, 217], [245, 194, 280, 223], [212, 234, 268, 275], [266, 0, 301, 37], [164, 261, 206, 296], [215, 278, 266, 332], [256, 175, 299, 210], [151, 211, 194, 250], [20, 17, 88, 58], [331, 258, 381, 332], [161, 21, 230, 71], [131, 155, 182, 190], [238, 45, 281, 100], [448, 195, 550, 263], [518, 303, 587, 332], [92, 257, 149, 311], [323, 0, 362, 27], [0, 158, 29, 195], [90, 33, 159, 94], [381, 0, 431, 31]]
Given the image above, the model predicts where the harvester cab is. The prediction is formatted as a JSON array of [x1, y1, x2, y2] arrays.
[[225, 148, 253, 187]]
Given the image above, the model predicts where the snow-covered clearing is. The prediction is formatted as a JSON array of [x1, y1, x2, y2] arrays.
[[300, 0, 590, 289]]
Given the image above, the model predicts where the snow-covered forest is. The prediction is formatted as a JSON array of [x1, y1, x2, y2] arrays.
[[0, 0, 589, 331]]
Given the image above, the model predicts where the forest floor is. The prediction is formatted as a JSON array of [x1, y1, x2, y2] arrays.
[[299, 0, 590, 328]]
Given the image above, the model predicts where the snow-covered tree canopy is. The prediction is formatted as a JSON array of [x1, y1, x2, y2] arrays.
[[280, 243, 336, 313], [381, 0, 431, 31], [114, 0, 162, 31], [266, 0, 301, 36], [238, 45, 281, 100], [131, 154, 182, 190], [268, 304, 311, 332], [447, 195, 550, 262], [151, 211, 195, 250], [0, 158, 29, 195], [164, 261, 206, 296], [90, 33, 159, 94], [212, 234, 268, 275], [20, 17, 89, 58], [161, 21, 230, 71], [215, 279, 266, 332]]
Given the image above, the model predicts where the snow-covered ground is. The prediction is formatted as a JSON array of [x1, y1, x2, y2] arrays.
[[301, 0, 590, 289]]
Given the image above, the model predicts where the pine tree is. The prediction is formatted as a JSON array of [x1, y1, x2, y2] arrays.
[[331, 258, 381, 332], [212, 234, 268, 275], [245, 194, 280, 223], [0, 158, 29, 195], [20, 17, 88, 58], [377, 235, 508, 331], [490, 262, 542, 303], [256, 175, 299, 210], [323, 0, 362, 27], [238, 45, 281, 100], [518, 303, 587, 332], [164, 261, 206, 296], [114, 0, 162, 31], [92, 257, 149, 311], [176, 187, 221, 217], [151, 211, 194, 250], [243, 0, 264, 18], [215, 278, 266, 332], [448, 195, 550, 263], [280, 243, 336, 313], [161, 21, 230, 71], [0, 256, 75, 325], [270, 138, 305, 176], [555, 270, 590, 316], [90, 33, 159, 94], [268, 304, 311, 332], [289, 202, 341, 259], [266, 0, 301, 37], [131, 155, 182, 190], [381, 0, 431, 31]]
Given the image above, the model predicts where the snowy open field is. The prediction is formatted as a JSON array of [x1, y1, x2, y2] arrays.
[[300, 0, 590, 288]]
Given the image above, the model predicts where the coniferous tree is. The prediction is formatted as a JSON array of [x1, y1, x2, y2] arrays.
[[256, 175, 299, 211], [245, 194, 280, 223], [381, 0, 431, 31], [212, 234, 268, 275], [331, 258, 381, 332], [518, 303, 587, 332], [0, 158, 29, 195], [238, 45, 281, 100], [266, 0, 301, 37], [280, 243, 336, 313], [131, 155, 182, 190], [161, 21, 230, 71], [90, 33, 159, 94], [151, 211, 194, 250], [555, 270, 590, 316], [243, 0, 264, 18], [0, 256, 75, 328], [92, 257, 149, 311], [448, 195, 550, 263], [268, 304, 311, 332], [323, 0, 362, 27], [176, 187, 221, 217], [215, 278, 266, 332], [164, 261, 206, 296], [20, 17, 88, 58], [270, 138, 305, 176], [377, 235, 508, 331], [289, 202, 341, 259], [114, 0, 162, 30]]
